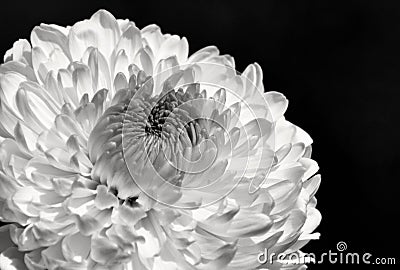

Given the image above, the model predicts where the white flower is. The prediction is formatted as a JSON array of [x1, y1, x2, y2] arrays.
[[0, 10, 321, 270]]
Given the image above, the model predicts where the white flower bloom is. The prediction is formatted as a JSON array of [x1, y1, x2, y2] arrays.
[[0, 10, 321, 270]]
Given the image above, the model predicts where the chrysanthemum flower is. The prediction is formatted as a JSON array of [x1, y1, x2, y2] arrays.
[[0, 10, 321, 270]]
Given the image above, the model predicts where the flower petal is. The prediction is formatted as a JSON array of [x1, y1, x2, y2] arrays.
[[69, 10, 121, 61]]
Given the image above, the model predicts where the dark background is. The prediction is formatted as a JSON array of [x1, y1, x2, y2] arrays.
[[1, 0, 399, 269]]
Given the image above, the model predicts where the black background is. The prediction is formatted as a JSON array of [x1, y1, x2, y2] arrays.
[[1, 0, 399, 269]]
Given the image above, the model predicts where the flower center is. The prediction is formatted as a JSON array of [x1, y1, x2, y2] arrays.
[[144, 89, 204, 146], [88, 76, 215, 199]]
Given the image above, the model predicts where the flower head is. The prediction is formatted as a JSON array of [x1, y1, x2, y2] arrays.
[[0, 10, 321, 269]]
